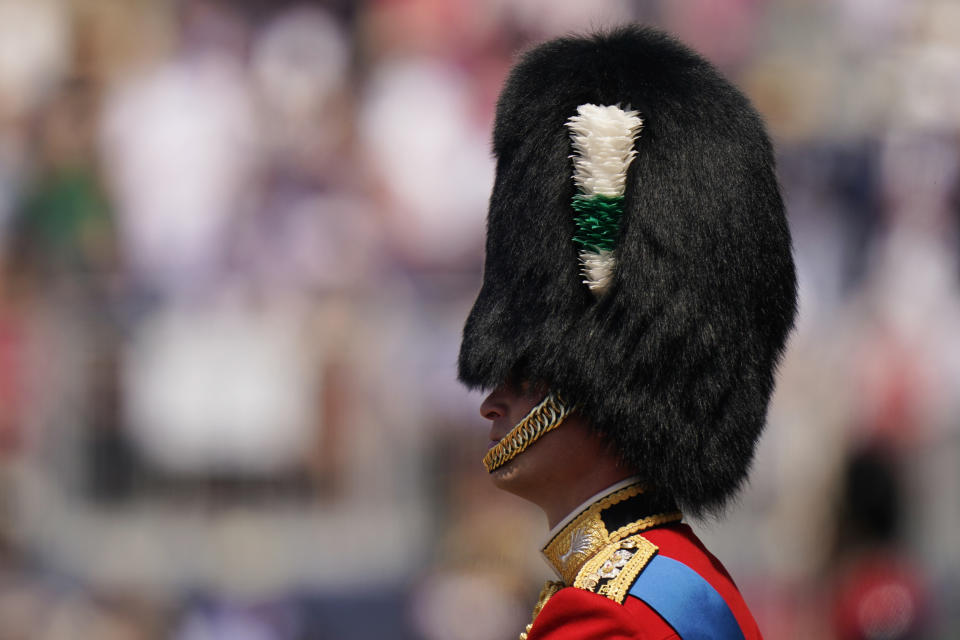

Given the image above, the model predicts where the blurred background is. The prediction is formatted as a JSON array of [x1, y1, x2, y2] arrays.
[[0, 0, 957, 638]]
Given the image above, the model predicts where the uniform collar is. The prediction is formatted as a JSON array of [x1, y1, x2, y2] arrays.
[[540, 479, 682, 584]]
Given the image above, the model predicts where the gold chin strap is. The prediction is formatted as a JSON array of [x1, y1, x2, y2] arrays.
[[482, 391, 575, 472]]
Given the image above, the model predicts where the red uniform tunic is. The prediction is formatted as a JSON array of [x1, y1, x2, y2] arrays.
[[523, 482, 762, 640], [528, 524, 762, 639]]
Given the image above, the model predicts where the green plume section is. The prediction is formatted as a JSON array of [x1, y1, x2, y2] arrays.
[[571, 194, 624, 252]]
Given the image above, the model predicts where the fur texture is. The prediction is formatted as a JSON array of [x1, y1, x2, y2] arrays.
[[458, 25, 798, 514]]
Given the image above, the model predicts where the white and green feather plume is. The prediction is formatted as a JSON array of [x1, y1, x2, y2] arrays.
[[566, 104, 643, 296]]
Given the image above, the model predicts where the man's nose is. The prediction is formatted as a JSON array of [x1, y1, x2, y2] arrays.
[[479, 387, 507, 420]]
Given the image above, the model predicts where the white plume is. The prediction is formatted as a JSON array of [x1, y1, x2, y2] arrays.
[[580, 249, 616, 296], [566, 104, 643, 197]]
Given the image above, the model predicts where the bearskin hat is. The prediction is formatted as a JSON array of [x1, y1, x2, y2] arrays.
[[458, 25, 797, 513]]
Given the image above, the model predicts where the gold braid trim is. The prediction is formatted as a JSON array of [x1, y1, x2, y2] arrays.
[[541, 482, 645, 584], [608, 511, 684, 544], [542, 483, 682, 585], [482, 392, 575, 472], [518, 580, 564, 640]]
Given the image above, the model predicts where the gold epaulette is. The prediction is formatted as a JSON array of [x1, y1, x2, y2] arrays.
[[571, 533, 658, 604], [517, 539, 658, 640]]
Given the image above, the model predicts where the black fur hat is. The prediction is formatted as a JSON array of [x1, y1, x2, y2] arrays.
[[459, 25, 797, 513]]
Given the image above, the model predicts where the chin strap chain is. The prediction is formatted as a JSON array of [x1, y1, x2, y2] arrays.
[[482, 391, 576, 472]]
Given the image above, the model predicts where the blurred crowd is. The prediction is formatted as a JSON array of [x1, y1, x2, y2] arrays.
[[0, 0, 957, 638]]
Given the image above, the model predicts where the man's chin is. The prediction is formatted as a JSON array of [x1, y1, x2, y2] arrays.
[[487, 423, 566, 497], [490, 461, 518, 485], [489, 455, 536, 497]]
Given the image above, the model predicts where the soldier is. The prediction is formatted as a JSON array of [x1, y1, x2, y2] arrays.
[[458, 25, 797, 639]]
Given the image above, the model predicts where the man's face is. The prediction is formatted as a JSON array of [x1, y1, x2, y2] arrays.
[[479, 381, 611, 504], [480, 380, 546, 454]]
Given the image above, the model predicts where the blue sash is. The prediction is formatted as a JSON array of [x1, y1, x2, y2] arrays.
[[627, 554, 745, 640]]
